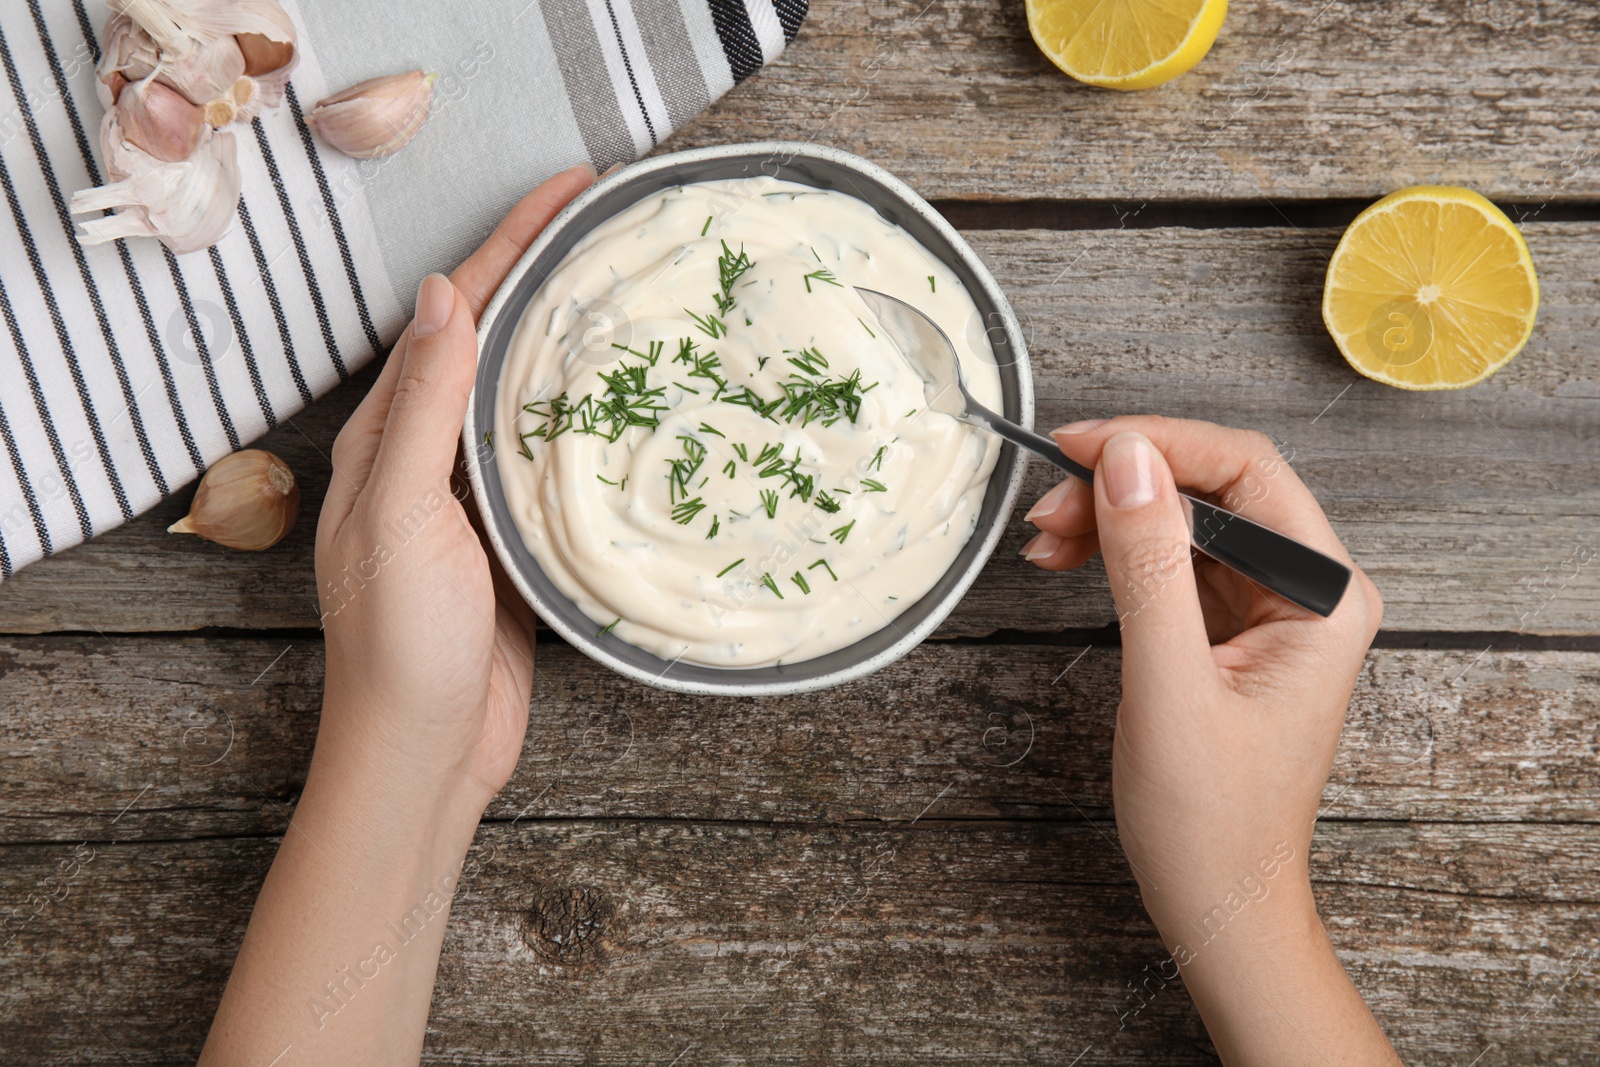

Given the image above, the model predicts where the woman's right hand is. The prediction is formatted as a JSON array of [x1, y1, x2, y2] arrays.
[[1022, 416, 1399, 1065]]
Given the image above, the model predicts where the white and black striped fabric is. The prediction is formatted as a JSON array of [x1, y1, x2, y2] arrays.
[[0, 0, 807, 579]]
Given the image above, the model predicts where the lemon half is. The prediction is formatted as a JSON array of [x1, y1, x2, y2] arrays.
[[1026, 0, 1229, 91], [1322, 186, 1539, 391]]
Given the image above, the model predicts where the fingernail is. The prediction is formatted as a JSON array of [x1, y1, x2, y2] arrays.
[[1021, 531, 1062, 561], [600, 162, 623, 178], [1025, 480, 1074, 523], [413, 273, 453, 338], [574, 161, 599, 178], [1054, 419, 1107, 437], [1102, 432, 1159, 510]]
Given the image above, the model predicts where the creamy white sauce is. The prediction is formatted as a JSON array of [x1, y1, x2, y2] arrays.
[[494, 176, 1003, 668]]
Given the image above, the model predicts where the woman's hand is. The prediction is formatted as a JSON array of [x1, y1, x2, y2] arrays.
[[1022, 416, 1400, 1065], [314, 165, 594, 812], [201, 166, 594, 1067]]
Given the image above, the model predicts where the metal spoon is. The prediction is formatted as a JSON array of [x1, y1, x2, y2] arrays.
[[855, 287, 1352, 618]]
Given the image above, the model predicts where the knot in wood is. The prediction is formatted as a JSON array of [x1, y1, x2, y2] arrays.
[[522, 883, 613, 965]]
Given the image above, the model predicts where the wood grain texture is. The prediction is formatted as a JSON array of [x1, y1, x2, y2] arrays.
[[1, 223, 1595, 636], [3, 638, 1596, 843], [664, 0, 1600, 203], [2, 822, 1597, 1065]]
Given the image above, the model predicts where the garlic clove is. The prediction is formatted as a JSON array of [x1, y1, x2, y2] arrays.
[[118, 75, 206, 163], [236, 31, 295, 78], [71, 117, 241, 255], [167, 449, 299, 551], [97, 16, 159, 108], [102, 70, 130, 111], [307, 71, 437, 160]]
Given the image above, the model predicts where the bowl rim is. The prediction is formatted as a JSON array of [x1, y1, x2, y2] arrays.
[[462, 141, 1033, 696]]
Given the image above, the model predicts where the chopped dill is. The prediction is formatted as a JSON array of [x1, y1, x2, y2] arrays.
[[597, 474, 618, 485], [706, 240, 756, 317], [667, 435, 707, 504], [706, 515, 720, 539], [597, 617, 621, 637], [869, 444, 887, 470], [928, 275, 936, 292], [611, 340, 664, 366], [701, 215, 713, 236], [791, 571, 811, 595], [760, 572, 783, 598], [861, 479, 887, 493], [483, 430, 495, 452], [803, 267, 841, 292], [776, 366, 873, 427], [721, 386, 784, 421], [686, 308, 727, 338], [521, 356, 668, 445], [671, 496, 707, 524], [722, 459, 737, 478], [807, 559, 838, 582], [757, 355, 769, 371], [716, 558, 745, 578], [857, 316, 875, 338], [732, 442, 749, 462], [699, 422, 725, 437], [829, 519, 856, 543], [787, 347, 829, 375], [675, 338, 728, 396], [815, 491, 843, 514], [760, 488, 779, 518]]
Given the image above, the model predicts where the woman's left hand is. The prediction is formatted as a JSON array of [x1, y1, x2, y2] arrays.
[[314, 165, 594, 811]]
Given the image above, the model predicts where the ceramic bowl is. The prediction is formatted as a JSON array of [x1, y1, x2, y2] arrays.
[[464, 142, 1033, 696]]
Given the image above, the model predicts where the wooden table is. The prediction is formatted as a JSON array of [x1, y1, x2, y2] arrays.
[[4, 1, 1599, 1062]]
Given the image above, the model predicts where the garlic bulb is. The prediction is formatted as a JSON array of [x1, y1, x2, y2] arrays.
[[71, 116, 240, 254], [168, 449, 299, 551], [74, 0, 296, 254], [307, 71, 437, 159]]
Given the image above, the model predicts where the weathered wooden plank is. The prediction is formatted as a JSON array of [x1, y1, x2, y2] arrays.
[[2, 822, 1596, 1065], [665, 0, 1600, 203], [3, 639, 1595, 842], [2, 223, 1596, 635]]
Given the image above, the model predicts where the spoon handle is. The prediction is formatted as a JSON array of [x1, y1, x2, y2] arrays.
[[969, 404, 1352, 618]]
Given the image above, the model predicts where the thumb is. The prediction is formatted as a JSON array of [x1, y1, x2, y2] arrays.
[[371, 273, 477, 494], [1093, 431, 1215, 694]]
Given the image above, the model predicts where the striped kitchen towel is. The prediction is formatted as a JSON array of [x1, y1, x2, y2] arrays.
[[0, 0, 807, 579]]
